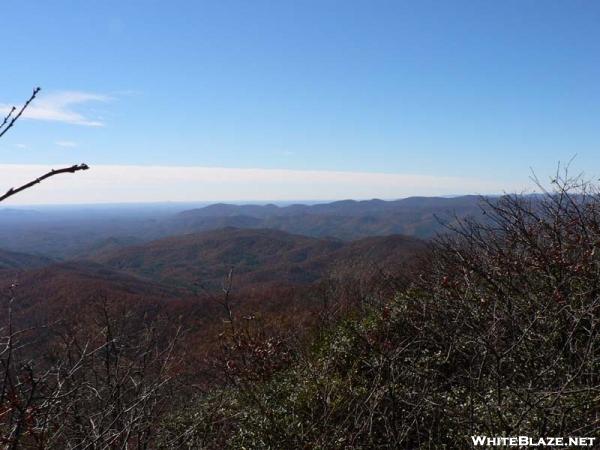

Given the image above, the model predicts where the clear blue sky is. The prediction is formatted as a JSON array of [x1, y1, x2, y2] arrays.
[[1, 1, 599, 203]]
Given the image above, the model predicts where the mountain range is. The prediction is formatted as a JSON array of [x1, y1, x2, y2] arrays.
[[0, 196, 485, 258], [0, 195, 489, 322]]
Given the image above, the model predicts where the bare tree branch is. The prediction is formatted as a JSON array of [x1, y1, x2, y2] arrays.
[[0, 87, 41, 139], [0, 164, 89, 203], [0, 107, 16, 134]]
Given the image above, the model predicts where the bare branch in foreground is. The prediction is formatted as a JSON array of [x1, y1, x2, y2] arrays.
[[0, 164, 90, 203], [0, 87, 41, 139]]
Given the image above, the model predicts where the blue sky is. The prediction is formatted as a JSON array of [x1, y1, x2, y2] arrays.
[[1, 1, 599, 203]]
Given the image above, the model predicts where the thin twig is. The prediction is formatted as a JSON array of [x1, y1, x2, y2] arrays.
[[0, 87, 41, 139]]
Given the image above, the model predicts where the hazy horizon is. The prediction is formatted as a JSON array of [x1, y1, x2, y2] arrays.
[[0, 163, 530, 205]]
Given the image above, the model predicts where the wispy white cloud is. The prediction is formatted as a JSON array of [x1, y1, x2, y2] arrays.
[[14, 143, 28, 149], [0, 91, 111, 127], [55, 140, 78, 148], [0, 164, 526, 205]]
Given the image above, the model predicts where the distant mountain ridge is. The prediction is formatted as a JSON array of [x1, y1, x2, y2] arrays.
[[173, 196, 486, 240], [178, 196, 483, 218]]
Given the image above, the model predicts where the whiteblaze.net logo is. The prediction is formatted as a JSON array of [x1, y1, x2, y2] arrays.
[[471, 436, 596, 447]]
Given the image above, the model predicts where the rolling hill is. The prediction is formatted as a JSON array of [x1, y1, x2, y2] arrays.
[[0, 248, 55, 270], [91, 227, 426, 291]]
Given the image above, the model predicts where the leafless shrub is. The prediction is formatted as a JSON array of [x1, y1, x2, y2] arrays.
[[0, 291, 182, 449]]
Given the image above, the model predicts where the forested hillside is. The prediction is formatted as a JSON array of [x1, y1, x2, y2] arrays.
[[91, 227, 424, 290]]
